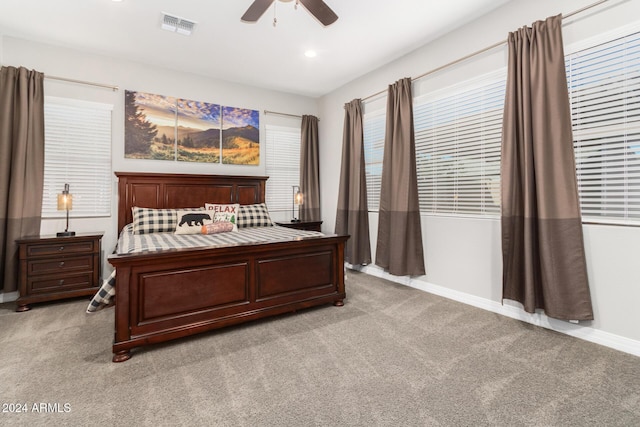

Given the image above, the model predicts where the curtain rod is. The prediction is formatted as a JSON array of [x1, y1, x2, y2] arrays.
[[45, 74, 119, 91], [362, 0, 610, 102], [263, 110, 319, 121]]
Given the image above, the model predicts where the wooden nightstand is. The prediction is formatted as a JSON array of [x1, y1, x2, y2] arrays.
[[276, 220, 323, 232], [15, 232, 103, 312]]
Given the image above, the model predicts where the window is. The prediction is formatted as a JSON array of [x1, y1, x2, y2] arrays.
[[362, 30, 639, 225], [413, 71, 505, 217], [568, 31, 640, 224], [363, 108, 386, 211], [42, 97, 112, 218], [265, 124, 300, 213]]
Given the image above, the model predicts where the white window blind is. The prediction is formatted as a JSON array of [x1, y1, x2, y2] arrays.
[[568, 31, 640, 224], [42, 97, 112, 218], [413, 72, 505, 217], [363, 108, 386, 212], [265, 124, 300, 212]]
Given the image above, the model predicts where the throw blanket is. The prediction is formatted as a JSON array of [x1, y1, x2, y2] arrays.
[[86, 225, 324, 313]]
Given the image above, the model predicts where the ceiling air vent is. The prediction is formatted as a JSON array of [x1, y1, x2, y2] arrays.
[[161, 12, 196, 36]]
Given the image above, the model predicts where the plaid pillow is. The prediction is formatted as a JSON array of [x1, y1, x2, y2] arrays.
[[237, 203, 274, 228], [131, 207, 203, 234]]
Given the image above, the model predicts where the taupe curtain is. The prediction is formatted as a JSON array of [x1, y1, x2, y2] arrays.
[[376, 78, 425, 276], [300, 115, 320, 221], [335, 99, 371, 265], [0, 66, 45, 293], [501, 15, 594, 321]]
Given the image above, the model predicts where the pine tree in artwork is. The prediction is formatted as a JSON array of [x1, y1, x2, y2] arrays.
[[124, 90, 158, 156]]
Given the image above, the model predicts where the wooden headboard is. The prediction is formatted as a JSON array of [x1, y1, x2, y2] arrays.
[[116, 172, 267, 231]]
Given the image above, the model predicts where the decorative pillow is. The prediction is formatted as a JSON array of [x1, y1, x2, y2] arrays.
[[131, 207, 178, 235], [131, 207, 204, 234], [175, 210, 214, 235], [237, 203, 274, 228], [201, 222, 235, 235], [204, 203, 239, 232]]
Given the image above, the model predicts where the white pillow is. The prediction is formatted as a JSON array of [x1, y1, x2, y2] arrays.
[[175, 210, 214, 235], [204, 203, 239, 232]]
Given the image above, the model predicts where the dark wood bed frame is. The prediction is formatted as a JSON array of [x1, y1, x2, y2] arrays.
[[109, 172, 348, 362]]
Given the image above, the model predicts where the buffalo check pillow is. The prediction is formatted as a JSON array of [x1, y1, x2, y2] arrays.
[[204, 203, 239, 232], [237, 203, 274, 228], [131, 207, 177, 234], [131, 207, 203, 234]]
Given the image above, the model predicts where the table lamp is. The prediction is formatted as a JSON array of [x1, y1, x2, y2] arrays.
[[57, 183, 75, 237], [292, 185, 303, 222]]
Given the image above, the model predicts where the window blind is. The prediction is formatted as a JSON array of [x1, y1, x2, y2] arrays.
[[568, 31, 640, 224], [265, 124, 301, 213], [413, 72, 505, 217], [363, 109, 386, 212], [42, 97, 112, 218]]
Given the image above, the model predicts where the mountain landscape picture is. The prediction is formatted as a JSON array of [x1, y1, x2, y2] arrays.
[[124, 90, 177, 160], [124, 90, 257, 165], [176, 98, 221, 163], [221, 106, 260, 165]]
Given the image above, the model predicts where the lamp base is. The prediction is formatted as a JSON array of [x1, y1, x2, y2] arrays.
[[291, 219, 301, 223], [57, 231, 76, 237]]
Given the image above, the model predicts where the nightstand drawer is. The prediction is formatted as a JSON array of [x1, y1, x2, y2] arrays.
[[28, 255, 93, 275], [26, 240, 96, 257], [29, 273, 94, 294]]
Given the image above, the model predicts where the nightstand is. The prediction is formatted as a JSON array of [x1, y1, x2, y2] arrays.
[[15, 232, 103, 312], [276, 220, 323, 232]]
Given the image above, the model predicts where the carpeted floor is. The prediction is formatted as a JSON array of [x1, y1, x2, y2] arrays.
[[1, 270, 639, 426]]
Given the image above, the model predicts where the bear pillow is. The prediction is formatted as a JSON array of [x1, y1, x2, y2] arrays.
[[204, 203, 239, 232], [175, 210, 213, 235]]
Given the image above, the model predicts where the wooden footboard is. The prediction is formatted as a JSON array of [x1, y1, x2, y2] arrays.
[[109, 235, 347, 362]]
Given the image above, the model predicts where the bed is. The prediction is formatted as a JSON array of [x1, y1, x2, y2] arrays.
[[101, 172, 348, 362]]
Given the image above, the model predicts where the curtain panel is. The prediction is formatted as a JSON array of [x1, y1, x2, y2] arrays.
[[300, 115, 320, 221], [501, 15, 594, 321], [335, 99, 371, 265], [375, 78, 425, 276], [0, 66, 45, 293]]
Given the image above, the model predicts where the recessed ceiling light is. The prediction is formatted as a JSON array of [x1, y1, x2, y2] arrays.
[[304, 50, 317, 58]]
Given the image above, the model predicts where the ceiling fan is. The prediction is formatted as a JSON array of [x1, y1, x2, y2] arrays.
[[241, 0, 338, 27]]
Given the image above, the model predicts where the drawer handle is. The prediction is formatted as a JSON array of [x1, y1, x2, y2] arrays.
[[59, 279, 65, 285], [59, 246, 65, 251], [59, 261, 65, 267]]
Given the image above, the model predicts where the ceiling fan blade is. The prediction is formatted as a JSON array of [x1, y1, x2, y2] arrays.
[[241, 0, 275, 22], [299, 0, 338, 26]]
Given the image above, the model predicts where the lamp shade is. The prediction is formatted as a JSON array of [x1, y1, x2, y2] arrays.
[[294, 190, 303, 206], [57, 193, 73, 211], [56, 183, 75, 237]]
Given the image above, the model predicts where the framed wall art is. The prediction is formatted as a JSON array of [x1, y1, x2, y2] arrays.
[[124, 90, 259, 165]]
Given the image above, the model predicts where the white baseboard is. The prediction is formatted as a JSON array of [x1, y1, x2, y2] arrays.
[[0, 291, 18, 304], [348, 264, 640, 358]]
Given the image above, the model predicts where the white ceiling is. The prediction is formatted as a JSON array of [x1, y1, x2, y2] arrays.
[[0, 0, 511, 98]]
